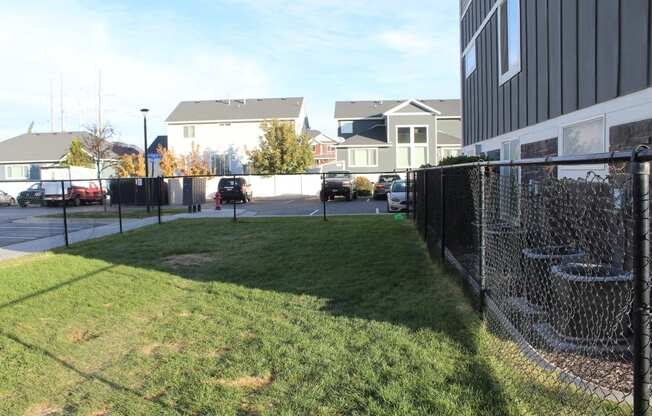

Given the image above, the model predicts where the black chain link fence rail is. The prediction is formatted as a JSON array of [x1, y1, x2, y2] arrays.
[[412, 152, 652, 416]]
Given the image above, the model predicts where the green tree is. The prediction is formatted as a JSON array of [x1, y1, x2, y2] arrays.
[[248, 119, 313, 174], [62, 139, 93, 168]]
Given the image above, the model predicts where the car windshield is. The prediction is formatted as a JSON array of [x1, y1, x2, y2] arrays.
[[220, 179, 240, 187], [391, 181, 406, 192], [379, 175, 399, 183], [29, 184, 41, 191], [326, 172, 351, 179]]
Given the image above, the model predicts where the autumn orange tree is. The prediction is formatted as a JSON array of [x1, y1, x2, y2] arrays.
[[157, 145, 178, 176], [116, 153, 146, 177], [179, 142, 209, 176]]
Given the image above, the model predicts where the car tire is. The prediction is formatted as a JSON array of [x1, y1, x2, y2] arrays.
[[74, 197, 81, 207], [345, 191, 352, 202]]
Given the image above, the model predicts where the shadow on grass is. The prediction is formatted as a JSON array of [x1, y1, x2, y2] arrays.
[[7, 216, 514, 414]]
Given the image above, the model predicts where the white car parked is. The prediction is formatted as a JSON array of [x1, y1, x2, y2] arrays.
[[387, 180, 408, 212]]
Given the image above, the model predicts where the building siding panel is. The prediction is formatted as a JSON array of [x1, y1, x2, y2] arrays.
[[526, 0, 538, 125], [620, 0, 649, 95], [537, 0, 550, 122], [518, 0, 528, 129], [578, 0, 597, 109], [548, 0, 562, 118], [596, 0, 619, 103], [562, 0, 578, 114]]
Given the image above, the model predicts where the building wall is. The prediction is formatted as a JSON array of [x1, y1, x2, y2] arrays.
[[462, 0, 652, 147], [335, 147, 394, 173], [386, 114, 438, 167], [167, 116, 303, 174]]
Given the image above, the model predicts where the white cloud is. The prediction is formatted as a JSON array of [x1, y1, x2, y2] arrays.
[[378, 31, 436, 56], [0, 2, 269, 144]]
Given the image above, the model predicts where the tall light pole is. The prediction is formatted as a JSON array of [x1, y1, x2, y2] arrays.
[[141, 108, 150, 212]]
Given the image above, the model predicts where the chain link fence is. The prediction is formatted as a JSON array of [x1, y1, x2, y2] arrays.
[[413, 154, 651, 416]]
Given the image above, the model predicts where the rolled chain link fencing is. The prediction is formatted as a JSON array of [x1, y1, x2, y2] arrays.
[[413, 160, 649, 416]]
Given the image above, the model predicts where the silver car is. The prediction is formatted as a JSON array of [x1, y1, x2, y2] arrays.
[[0, 190, 16, 206], [387, 180, 408, 212]]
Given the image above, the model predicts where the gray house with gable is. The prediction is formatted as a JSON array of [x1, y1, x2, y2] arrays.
[[333, 99, 461, 173]]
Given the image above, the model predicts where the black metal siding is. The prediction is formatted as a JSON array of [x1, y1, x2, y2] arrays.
[[463, 0, 652, 147]]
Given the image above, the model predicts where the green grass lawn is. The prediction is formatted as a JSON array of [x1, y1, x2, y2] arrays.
[[0, 217, 625, 415], [41, 207, 188, 219]]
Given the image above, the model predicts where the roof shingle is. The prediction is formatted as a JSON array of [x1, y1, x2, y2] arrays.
[[166, 97, 304, 123]]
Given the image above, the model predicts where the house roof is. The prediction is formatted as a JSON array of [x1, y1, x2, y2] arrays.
[[338, 125, 389, 147], [111, 142, 141, 157], [147, 135, 168, 153], [166, 97, 305, 123], [307, 130, 341, 144], [334, 99, 461, 119], [0, 131, 87, 163]]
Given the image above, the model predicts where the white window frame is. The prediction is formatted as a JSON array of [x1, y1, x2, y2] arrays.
[[5, 164, 29, 179], [464, 41, 477, 78], [348, 148, 379, 168], [339, 121, 353, 135], [559, 115, 607, 174], [183, 125, 196, 138], [437, 146, 461, 164], [396, 125, 429, 168], [497, 0, 521, 85]]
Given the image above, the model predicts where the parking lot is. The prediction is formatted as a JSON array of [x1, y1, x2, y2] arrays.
[[0, 196, 391, 248]]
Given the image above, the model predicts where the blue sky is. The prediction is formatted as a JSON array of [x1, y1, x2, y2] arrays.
[[0, 0, 461, 147]]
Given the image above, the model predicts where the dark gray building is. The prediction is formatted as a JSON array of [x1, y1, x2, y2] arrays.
[[461, 0, 652, 177], [334, 99, 461, 173]]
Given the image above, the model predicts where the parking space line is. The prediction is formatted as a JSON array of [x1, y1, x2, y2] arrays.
[[283, 200, 295, 204], [0, 236, 33, 240], [308, 209, 319, 216]]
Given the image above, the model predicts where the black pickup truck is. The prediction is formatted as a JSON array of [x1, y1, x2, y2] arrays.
[[320, 171, 358, 202]]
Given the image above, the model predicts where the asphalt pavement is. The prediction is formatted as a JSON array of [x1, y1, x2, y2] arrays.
[[0, 196, 390, 249]]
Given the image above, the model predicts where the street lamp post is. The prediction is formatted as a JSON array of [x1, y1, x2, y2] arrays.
[[141, 108, 150, 212]]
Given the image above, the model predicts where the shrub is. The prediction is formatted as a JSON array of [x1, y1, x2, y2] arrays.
[[438, 155, 481, 166], [353, 176, 373, 196]]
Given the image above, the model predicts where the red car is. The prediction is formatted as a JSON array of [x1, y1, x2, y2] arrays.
[[42, 181, 105, 206]]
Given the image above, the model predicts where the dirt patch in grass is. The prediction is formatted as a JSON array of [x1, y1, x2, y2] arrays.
[[89, 410, 110, 416], [23, 404, 62, 416], [209, 373, 273, 390], [162, 253, 214, 267], [142, 343, 184, 356], [206, 347, 232, 358], [66, 329, 99, 344]]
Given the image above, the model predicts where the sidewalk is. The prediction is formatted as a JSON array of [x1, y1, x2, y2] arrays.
[[0, 208, 244, 262]]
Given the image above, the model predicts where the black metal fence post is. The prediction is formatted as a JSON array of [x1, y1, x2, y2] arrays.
[[117, 178, 123, 234], [322, 173, 327, 222], [61, 180, 69, 248], [423, 171, 428, 239], [233, 175, 237, 222], [157, 177, 162, 225], [632, 155, 651, 416], [478, 166, 486, 316], [440, 169, 446, 260], [406, 170, 411, 219]]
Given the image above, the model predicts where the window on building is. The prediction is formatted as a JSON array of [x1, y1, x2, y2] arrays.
[[498, 0, 521, 84], [397, 127, 411, 144], [396, 126, 429, 168], [464, 42, 477, 78], [5, 165, 29, 179], [340, 121, 353, 134], [183, 125, 195, 138], [562, 118, 605, 156], [349, 148, 378, 167]]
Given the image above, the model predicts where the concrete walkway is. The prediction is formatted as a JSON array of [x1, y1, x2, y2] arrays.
[[0, 208, 243, 262]]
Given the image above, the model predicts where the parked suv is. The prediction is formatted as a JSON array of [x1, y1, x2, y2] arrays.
[[42, 181, 104, 206], [0, 190, 16, 206], [373, 174, 401, 200], [218, 177, 253, 203], [320, 171, 357, 201], [17, 183, 44, 207]]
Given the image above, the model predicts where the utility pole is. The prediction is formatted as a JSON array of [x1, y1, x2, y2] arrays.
[[98, 70, 102, 130], [50, 79, 54, 132], [60, 73, 64, 132]]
